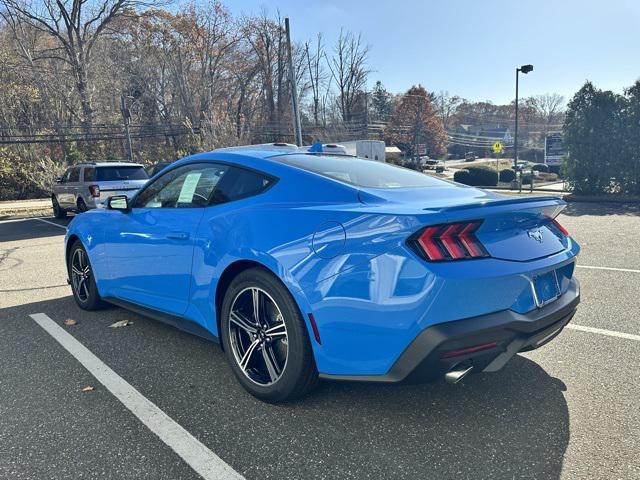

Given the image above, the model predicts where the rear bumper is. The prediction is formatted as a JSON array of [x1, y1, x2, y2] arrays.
[[320, 277, 580, 383]]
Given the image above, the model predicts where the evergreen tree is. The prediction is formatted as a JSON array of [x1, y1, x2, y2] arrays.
[[563, 82, 625, 194], [371, 81, 392, 121], [623, 81, 640, 195]]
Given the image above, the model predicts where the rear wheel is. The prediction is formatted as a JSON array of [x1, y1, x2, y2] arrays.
[[52, 196, 66, 218], [68, 241, 107, 310], [220, 268, 318, 402], [77, 197, 88, 213]]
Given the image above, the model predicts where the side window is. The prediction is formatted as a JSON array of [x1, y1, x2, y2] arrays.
[[61, 168, 72, 183], [134, 163, 228, 209], [210, 167, 274, 204], [68, 167, 80, 183], [83, 167, 95, 182]]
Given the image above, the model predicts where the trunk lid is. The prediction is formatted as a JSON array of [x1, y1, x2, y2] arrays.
[[358, 185, 569, 262]]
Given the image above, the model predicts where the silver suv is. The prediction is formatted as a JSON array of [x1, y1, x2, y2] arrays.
[[51, 162, 149, 218]]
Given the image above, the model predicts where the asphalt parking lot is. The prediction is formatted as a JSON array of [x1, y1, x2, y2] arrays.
[[1, 202, 639, 480]]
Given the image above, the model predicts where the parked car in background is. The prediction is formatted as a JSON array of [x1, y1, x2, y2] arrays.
[[464, 152, 476, 162], [52, 162, 149, 218], [421, 157, 444, 171]]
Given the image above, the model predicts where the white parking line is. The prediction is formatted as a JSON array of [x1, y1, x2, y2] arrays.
[[32, 217, 67, 230], [0, 216, 67, 229], [29, 313, 244, 480], [0, 217, 38, 224], [567, 324, 640, 342], [577, 265, 640, 274]]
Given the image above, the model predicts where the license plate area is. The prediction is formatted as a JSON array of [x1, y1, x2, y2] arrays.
[[532, 270, 560, 308]]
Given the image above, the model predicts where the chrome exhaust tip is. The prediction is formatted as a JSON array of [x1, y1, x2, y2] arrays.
[[445, 365, 473, 384]]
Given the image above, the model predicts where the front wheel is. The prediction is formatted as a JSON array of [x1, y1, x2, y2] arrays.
[[68, 241, 108, 310], [220, 268, 318, 402], [52, 196, 67, 218]]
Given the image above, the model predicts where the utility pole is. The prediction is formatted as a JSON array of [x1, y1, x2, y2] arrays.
[[120, 94, 133, 162], [284, 18, 303, 146], [364, 90, 369, 140]]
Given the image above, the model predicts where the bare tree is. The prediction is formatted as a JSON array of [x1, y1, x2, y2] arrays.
[[0, 0, 157, 136], [327, 29, 369, 123], [533, 93, 565, 133], [434, 90, 462, 129], [242, 10, 292, 139], [304, 33, 326, 126]]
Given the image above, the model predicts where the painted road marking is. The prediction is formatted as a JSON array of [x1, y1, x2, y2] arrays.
[[0, 217, 42, 224], [577, 265, 640, 274], [33, 217, 67, 230], [0, 216, 67, 228], [567, 324, 640, 342], [29, 313, 244, 480]]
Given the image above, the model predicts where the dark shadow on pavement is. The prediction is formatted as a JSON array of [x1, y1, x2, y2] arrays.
[[1, 295, 570, 480], [0, 217, 70, 243]]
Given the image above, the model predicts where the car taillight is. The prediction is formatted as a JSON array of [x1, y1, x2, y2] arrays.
[[548, 216, 569, 236], [88, 185, 100, 198], [410, 221, 489, 261]]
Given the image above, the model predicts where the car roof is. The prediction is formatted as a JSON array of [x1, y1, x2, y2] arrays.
[[93, 162, 144, 167], [74, 162, 144, 167], [174, 150, 362, 189], [181, 149, 356, 173]]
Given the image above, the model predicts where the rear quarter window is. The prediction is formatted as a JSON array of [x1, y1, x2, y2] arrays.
[[276, 155, 444, 189], [210, 167, 275, 204], [96, 166, 149, 181]]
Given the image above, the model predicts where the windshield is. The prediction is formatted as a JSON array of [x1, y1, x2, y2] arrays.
[[96, 166, 149, 181], [277, 155, 445, 189]]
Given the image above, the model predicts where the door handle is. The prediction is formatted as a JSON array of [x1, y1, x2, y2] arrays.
[[167, 231, 189, 240]]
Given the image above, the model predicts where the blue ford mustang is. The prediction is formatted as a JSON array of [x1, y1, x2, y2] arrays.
[[65, 147, 580, 402]]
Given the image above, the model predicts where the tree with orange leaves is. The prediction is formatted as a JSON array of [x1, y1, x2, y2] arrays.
[[385, 85, 447, 158]]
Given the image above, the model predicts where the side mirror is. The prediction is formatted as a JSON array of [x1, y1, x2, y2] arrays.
[[55, 176, 63, 184], [107, 195, 130, 212]]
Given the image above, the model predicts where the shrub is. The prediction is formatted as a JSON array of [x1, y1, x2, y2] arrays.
[[532, 163, 549, 173], [499, 168, 516, 182], [454, 166, 498, 186], [466, 166, 499, 186], [453, 169, 472, 185]]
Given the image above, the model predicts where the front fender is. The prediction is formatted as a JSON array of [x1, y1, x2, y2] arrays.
[[64, 212, 107, 294]]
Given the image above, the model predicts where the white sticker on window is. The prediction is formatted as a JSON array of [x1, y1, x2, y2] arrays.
[[177, 172, 202, 204]]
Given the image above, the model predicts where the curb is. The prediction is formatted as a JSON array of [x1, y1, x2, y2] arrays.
[[564, 194, 640, 204], [0, 206, 53, 220]]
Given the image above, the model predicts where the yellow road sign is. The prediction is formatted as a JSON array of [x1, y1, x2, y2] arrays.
[[492, 141, 503, 154]]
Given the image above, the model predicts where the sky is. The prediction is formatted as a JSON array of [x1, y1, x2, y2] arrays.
[[223, 0, 640, 105]]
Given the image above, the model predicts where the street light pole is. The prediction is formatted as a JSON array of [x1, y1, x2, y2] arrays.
[[514, 64, 533, 170], [514, 68, 519, 170]]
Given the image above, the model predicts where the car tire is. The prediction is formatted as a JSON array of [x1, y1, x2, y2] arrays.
[[52, 195, 67, 218], [68, 240, 108, 311], [220, 268, 319, 402], [77, 198, 88, 213]]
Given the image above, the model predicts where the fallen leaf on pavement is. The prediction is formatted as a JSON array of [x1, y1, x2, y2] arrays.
[[64, 319, 77, 326], [81, 386, 95, 392], [109, 319, 133, 328]]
